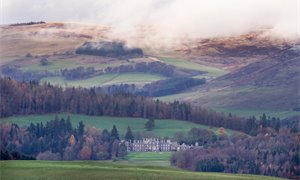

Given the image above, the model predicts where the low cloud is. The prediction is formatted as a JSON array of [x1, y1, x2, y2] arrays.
[[2, 0, 299, 39]]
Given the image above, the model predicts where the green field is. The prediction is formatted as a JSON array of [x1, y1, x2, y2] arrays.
[[120, 152, 172, 166], [19, 59, 131, 72], [0, 161, 284, 180], [20, 60, 84, 72], [40, 73, 165, 88], [0, 114, 239, 137], [158, 57, 227, 78], [212, 107, 300, 120]]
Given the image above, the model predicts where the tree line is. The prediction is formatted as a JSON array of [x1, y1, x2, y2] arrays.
[[171, 127, 300, 179], [0, 77, 286, 133], [0, 116, 127, 161], [100, 77, 205, 97]]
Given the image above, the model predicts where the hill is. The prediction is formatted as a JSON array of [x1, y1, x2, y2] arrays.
[[0, 22, 226, 86], [0, 114, 239, 137], [0, 161, 284, 180], [186, 49, 299, 111], [1, 21, 299, 118], [173, 29, 299, 70], [158, 43, 300, 118]]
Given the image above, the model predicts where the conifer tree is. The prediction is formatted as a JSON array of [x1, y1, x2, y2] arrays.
[[110, 125, 119, 141], [125, 126, 134, 142], [145, 118, 155, 131]]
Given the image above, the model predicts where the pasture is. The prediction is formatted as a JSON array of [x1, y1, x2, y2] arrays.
[[40, 73, 165, 88], [0, 161, 284, 180]]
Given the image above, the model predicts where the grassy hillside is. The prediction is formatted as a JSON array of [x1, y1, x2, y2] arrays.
[[0, 161, 284, 180], [158, 91, 300, 119], [0, 114, 239, 137], [158, 55, 300, 119], [212, 107, 300, 120], [158, 57, 227, 78], [18, 58, 128, 72], [40, 73, 165, 88]]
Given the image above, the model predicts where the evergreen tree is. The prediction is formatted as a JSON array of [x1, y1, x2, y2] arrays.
[[125, 126, 134, 142], [145, 118, 155, 131], [261, 113, 268, 128], [0, 150, 11, 160], [66, 116, 72, 133], [77, 121, 85, 137], [101, 129, 110, 142], [110, 125, 120, 141]]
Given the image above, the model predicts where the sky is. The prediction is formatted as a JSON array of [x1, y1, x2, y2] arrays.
[[1, 0, 299, 38]]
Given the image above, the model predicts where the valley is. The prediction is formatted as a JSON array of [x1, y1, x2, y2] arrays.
[[0, 20, 299, 180]]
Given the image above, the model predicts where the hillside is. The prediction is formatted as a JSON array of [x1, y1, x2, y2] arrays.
[[1, 21, 299, 118], [159, 56, 300, 116], [158, 41, 300, 117], [0, 114, 239, 137], [173, 29, 299, 70], [1, 22, 225, 89]]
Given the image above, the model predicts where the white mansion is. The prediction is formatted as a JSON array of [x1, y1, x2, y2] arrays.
[[124, 138, 198, 152]]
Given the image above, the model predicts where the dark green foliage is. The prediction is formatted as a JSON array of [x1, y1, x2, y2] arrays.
[[101, 129, 110, 142], [76, 41, 143, 58], [0, 150, 11, 160], [40, 58, 49, 66], [1, 117, 128, 161], [196, 158, 224, 172], [77, 121, 85, 137], [0, 77, 288, 134], [145, 118, 155, 131], [125, 126, 134, 142], [0, 149, 35, 160], [171, 127, 299, 179], [141, 77, 206, 97], [61, 66, 95, 80], [110, 125, 120, 141], [10, 21, 45, 26]]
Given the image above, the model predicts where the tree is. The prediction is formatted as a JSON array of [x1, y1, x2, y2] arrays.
[[145, 118, 155, 131], [40, 58, 49, 66], [196, 158, 224, 172], [110, 125, 119, 141], [77, 121, 85, 137], [118, 142, 127, 158], [69, 134, 76, 146], [261, 113, 268, 128], [125, 126, 134, 142], [78, 145, 92, 160], [0, 150, 11, 160], [101, 129, 110, 142]]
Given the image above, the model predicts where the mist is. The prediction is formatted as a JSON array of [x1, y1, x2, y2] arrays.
[[2, 0, 299, 39]]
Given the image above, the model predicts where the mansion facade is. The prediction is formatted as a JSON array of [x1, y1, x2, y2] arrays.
[[124, 138, 198, 152]]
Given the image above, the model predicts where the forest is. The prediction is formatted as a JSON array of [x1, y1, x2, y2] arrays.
[[99, 77, 205, 97], [1, 77, 284, 133], [75, 41, 143, 58], [171, 127, 300, 179], [1, 77, 299, 179], [0, 116, 127, 161]]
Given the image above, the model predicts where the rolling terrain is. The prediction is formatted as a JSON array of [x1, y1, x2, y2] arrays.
[[40, 73, 165, 88], [160, 47, 300, 118], [0, 21, 299, 180], [0, 114, 239, 137], [1, 21, 299, 118]]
